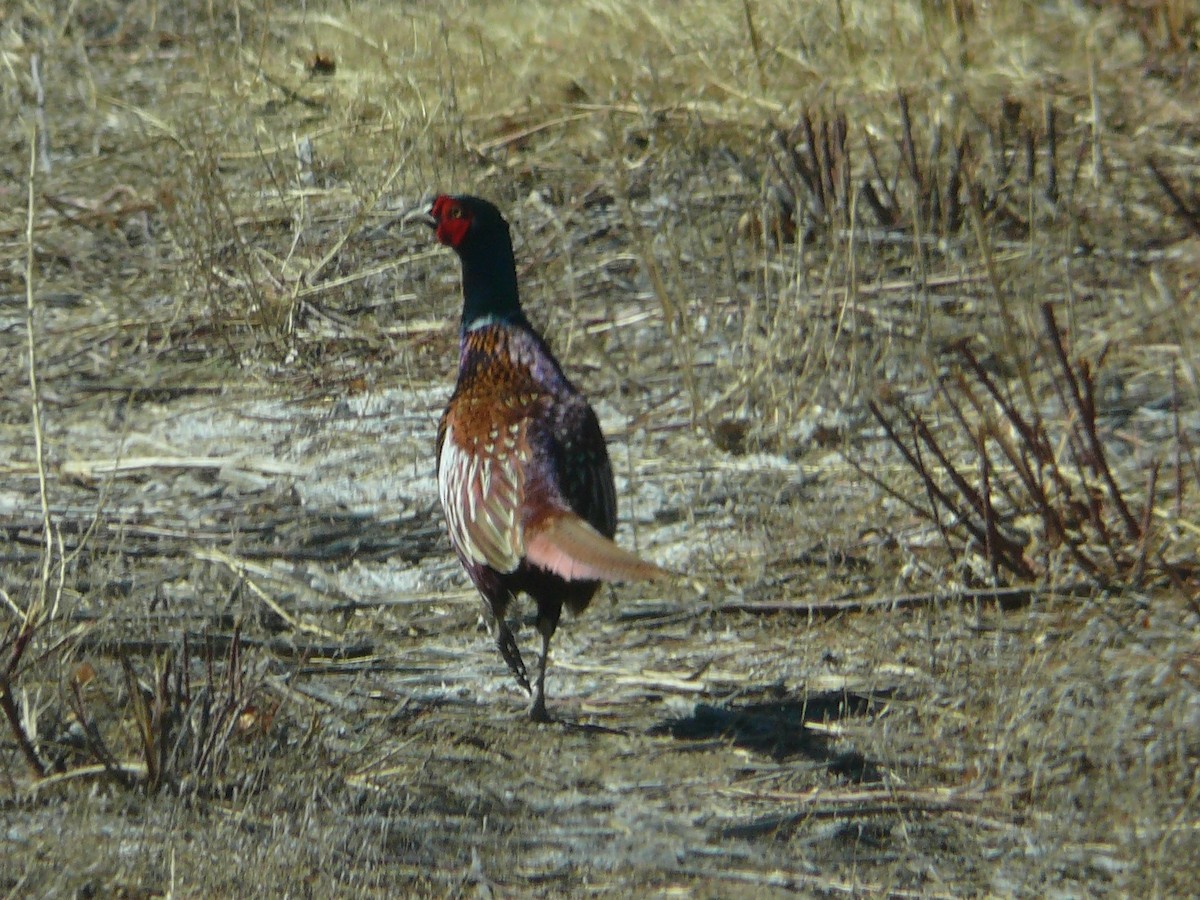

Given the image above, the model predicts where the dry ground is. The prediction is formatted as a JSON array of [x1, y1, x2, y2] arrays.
[[2, 1, 1199, 896]]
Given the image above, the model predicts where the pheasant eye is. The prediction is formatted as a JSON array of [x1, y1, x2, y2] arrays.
[[447, 206, 464, 220]]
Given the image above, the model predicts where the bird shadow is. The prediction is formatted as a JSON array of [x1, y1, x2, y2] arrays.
[[549, 718, 633, 737], [649, 688, 887, 781]]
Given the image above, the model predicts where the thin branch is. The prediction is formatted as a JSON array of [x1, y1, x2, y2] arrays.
[[0, 623, 47, 778], [1147, 157, 1200, 238], [1041, 303, 1140, 539], [25, 123, 54, 624]]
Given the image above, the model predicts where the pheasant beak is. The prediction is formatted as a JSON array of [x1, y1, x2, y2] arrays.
[[403, 204, 437, 230]]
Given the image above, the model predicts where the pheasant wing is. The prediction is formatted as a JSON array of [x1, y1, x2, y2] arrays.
[[436, 410, 530, 574], [437, 395, 663, 583], [546, 395, 618, 538]]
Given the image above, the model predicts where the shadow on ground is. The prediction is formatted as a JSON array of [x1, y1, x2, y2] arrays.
[[650, 690, 884, 778]]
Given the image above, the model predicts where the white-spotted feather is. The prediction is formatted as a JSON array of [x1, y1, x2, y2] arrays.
[[438, 420, 525, 573]]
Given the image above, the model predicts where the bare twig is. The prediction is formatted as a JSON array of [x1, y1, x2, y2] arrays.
[[713, 584, 1084, 616], [897, 92, 923, 202], [21, 762, 150, 794], [1041, 303, 1140, 539], [0, 124, 54, 780], [1, 623, 47, 778], [740, 0, 768, 98], [68, 676, 138, 790], [1044, 100, 1059, 205], [1147, 158, 1200, 238], [24, 123, 54, 624], [193, 547, 340, 639]]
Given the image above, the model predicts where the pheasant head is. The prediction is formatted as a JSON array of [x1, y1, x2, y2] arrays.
[[428, 194, 525, 332]]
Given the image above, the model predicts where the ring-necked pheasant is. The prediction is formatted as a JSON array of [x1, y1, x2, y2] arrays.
[[427, 194, 665, 722]]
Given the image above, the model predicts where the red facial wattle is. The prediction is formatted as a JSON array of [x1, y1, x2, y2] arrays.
[[430, 195, 471, 249]]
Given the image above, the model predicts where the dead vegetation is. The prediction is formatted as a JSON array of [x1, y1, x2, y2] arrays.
[[2, 0, 1199, 896], [868, 302, 1200, 592]]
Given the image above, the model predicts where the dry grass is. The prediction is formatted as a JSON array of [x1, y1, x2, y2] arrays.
[[1, 0, 1198, 895]]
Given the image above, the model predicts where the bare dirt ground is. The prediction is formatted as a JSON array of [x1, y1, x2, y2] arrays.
[[2, 1, 1199, 896]]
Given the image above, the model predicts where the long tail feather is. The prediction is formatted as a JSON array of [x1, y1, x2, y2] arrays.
[[525, 513, 667, 583]]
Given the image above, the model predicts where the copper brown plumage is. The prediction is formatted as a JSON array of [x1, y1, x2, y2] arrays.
[[428, 194, 665, 721]]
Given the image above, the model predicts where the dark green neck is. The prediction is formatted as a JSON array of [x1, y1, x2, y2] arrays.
[[459, 237, 527, 332]]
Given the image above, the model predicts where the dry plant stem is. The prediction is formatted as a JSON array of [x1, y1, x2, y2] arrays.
[[910, 418, 959, 568], [771, 127, 814, 217], [979, 436, 1000, 583], [193, 547, 338, 639], [802, 115, 825, 215], [1146, 157, 1200, 238], [926, 122, 943, 227], [867, 401, 1033, 579], [256, 68, 326, 112], [955, 344, 1108, 582], [1044, 100, 1059, 205], [945, 136, 966, 232], [908, 412, 994, 542], [940, 374, 1026, 516], [951, 350, 1103, 578], [24, 125, 55, 623], [67, 677, 137, 789], [863, 133, 899, 218], [122, 657, 163, 792], [884, 296, 1189, 590], [866, 293, 1188, 587], [1173, 366, 1184, 518], [21, 762, 149, 794], [1129, 463, 1159, 588], [741, 0, 768, 98], [897, 93, 922, 201], [719, 583, 1085, 616], [969, 202, 1036, 412], [1169, 365, 1200, 504], [1162, 552, 1200, 620], [0, 126, 54, 780], [1040, 303, 1140, 539], [1087, 50, 1103, 187], [185, 628, 246, 784], [905, 405, 1032, 577], [840, 449, 929, 523], [1, 623, 47, 778]]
